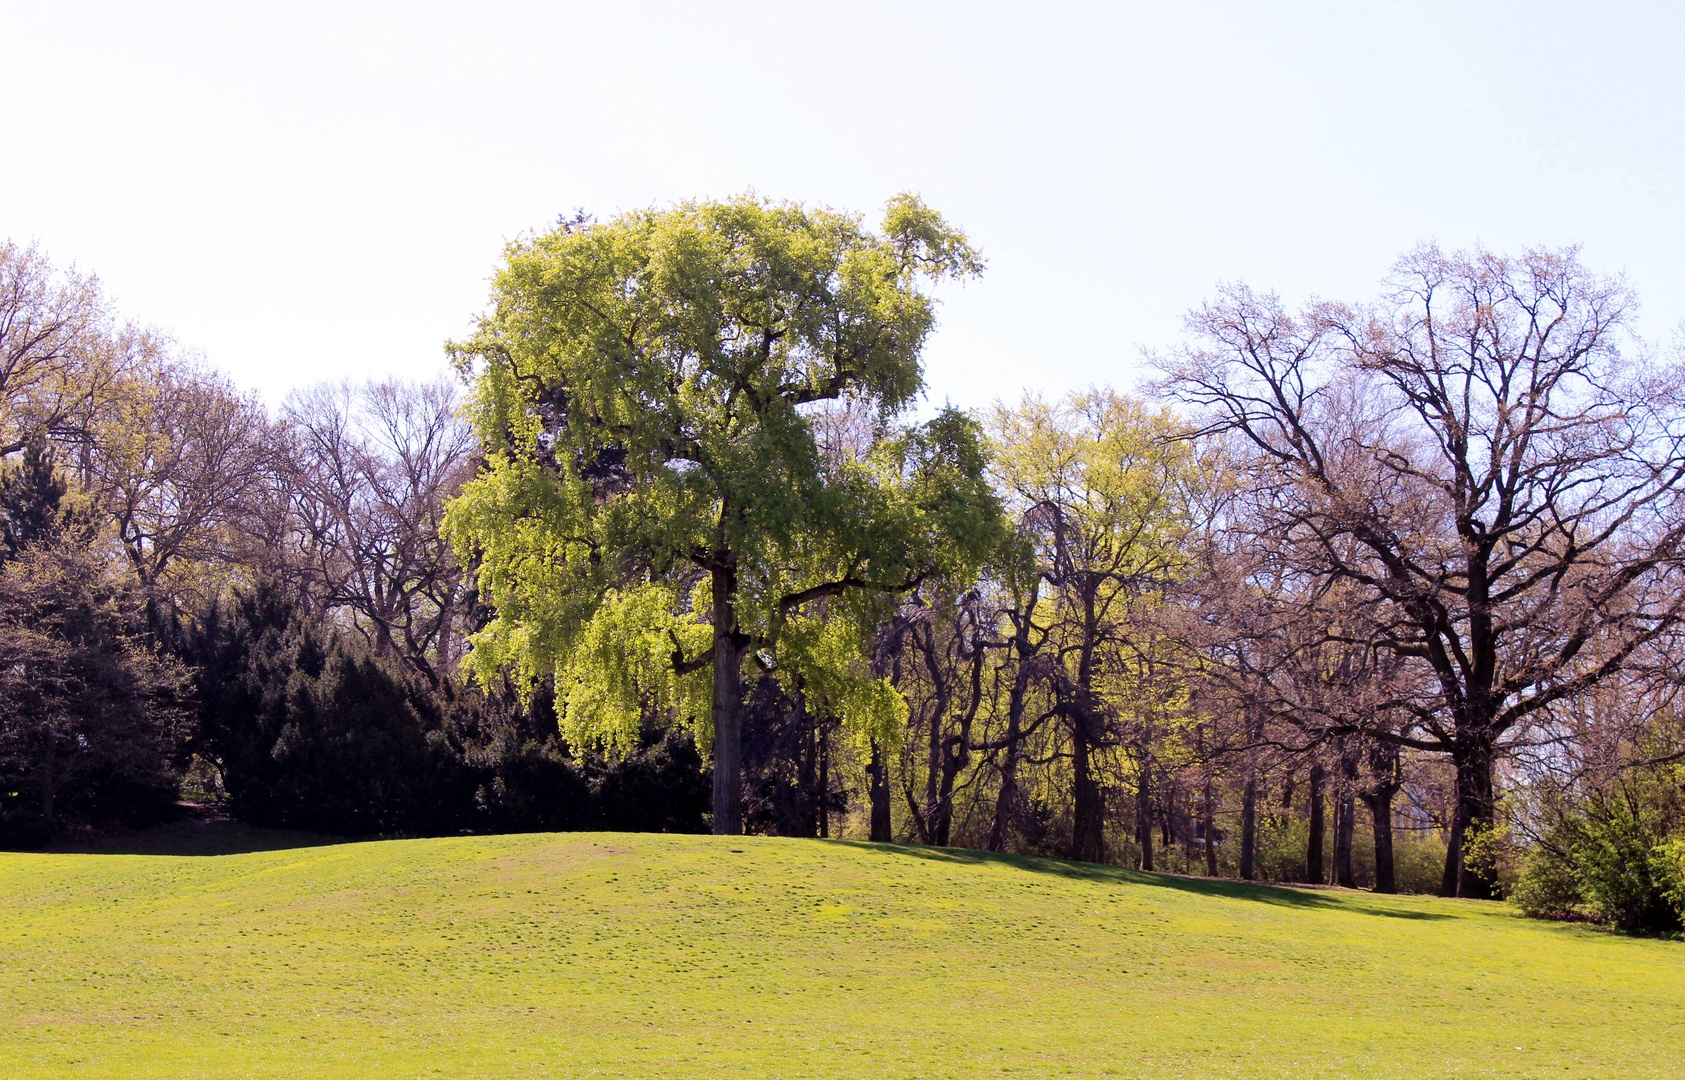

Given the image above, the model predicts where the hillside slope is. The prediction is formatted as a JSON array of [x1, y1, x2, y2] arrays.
[[1, 832, 1679, 1079]]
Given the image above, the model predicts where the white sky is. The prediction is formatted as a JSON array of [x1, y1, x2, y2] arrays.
[[4, 1, 1682, 410]]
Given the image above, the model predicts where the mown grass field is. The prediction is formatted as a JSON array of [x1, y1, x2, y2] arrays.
[[1, 831, 1680, 1079]]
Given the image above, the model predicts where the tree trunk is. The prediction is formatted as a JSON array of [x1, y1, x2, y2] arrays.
[[1239, 776, 1258, 881], [986, 742, 1019, 853], [1202, 778, 1218, 877], [37, 748, 63, 825], [924, 697, 944, 844], [1334, 747, 1357, 888], [1071, 724, 1104, 863], [932, 638, 984, 849], [985, 665, 1031, 853], [986, 749, 1018, 853], [1361, 787, 1398, 894], [1363, 740, 1401, 894], [1443, 738, 1499, 899], [710, 563, 746, 836], [867, 739, 892, 843], [1160, 779, 1173, 853], [1136, 751, 1153, 872], [817, 722, 830, 840], [1238, 706, 1263, 880], [1306, 761, 1325, 885], [1333, 789, 1355, 888], [797, 697, 818, 838]]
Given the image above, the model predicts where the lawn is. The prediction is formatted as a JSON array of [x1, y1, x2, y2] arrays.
[[0, 831, 1678, 1079]]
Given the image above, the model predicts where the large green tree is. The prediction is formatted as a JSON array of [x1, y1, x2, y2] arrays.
[[446, 194, 1001, 834]]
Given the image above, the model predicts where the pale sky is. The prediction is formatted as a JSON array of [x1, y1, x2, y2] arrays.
[[4, 2, 1682, 410]]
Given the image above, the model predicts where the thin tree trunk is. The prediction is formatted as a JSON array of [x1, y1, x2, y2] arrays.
[[1306, 760, 1325, 885], [1136, 750, 1154, 872], [1238, 705, 1262, 881], [933, 631, 985, 849], [925, 697, 943, 844], [818, 722, 830, 840], [986, 651, 1036, 852], [434, 599, 455, 675], [1334, 746, 1357, 888], [37, 749, 62, 825], [797, 696, 818, 838], [986, 745, 1018, 853], [1202, 778, 1218, 877], [1239, 776, 1258, 880], [1160, 778, 1173, 853]]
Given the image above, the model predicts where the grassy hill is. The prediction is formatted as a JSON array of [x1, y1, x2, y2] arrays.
[[1, 832, 1679, 1079]]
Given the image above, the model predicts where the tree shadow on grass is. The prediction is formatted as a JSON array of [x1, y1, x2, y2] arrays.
[[830, 839, 1454, 920], [5, 806, 346, 857]]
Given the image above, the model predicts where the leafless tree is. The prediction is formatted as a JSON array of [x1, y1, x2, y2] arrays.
[[1160, 245, 1685, 897], [282, 379, 476, 681]]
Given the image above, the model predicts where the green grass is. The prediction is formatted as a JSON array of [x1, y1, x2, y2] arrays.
[[1, 832, 1679, 1078]]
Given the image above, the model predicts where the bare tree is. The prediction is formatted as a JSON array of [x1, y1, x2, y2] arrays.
[[1160, 245, 1685, 897], [283, 379, 475, 681]]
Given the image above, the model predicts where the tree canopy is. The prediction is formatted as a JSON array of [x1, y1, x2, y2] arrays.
[[445, 193, 1003, 833]]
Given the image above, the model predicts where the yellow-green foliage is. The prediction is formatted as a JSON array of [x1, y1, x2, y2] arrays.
[[556, 584, 714, 753], [775, 613, 906, 752], [3, 833, 1681, 1079], [443, 193, 1001, 755]]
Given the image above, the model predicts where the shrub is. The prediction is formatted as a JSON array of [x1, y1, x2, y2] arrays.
[[1509, 841, 1583, 920], [1512, 781, 1683, 933], [185, 585, 468, 836], [1392, 830, 1450, 895], [470, 734, 593, 833], [593, 729, 711, 834], [1656, 839, 1685, 924]]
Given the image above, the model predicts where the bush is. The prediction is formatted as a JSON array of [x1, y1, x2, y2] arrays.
[[184, 584, 713, 838], [593, 729, 711, 834], [258, 649, 467, 835], [1656, 839, 1685, 924], [1574, 810, 1678, 932], [185, 585, 468, 836], [1391, 830, 1450, 895], [1254, 815, 1309, 882], [1512, 781, 1683, 933], [470, 734, 593, 833], [1510, 841, 1584, 920]]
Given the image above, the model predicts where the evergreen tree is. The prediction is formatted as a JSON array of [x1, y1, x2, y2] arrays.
[[0, 437, 97, 561]]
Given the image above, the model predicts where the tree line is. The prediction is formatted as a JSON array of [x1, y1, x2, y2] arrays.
[[5, 201, 1684, 933], [0, 240, 709, 842]]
